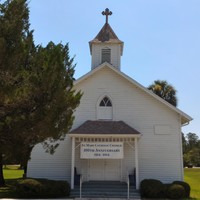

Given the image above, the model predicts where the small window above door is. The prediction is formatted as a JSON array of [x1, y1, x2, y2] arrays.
[[97, 96, 113, 120]]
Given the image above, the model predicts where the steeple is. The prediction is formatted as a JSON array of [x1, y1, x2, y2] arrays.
[[89, 8, 124, 71]]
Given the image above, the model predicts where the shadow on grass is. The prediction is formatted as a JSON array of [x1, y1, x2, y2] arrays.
[[0, 178, 22, 198]]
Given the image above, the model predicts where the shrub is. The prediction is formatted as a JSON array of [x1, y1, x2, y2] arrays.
[[163, 183, 171, 197], [140, 179, 191, 199], [140, 179, 164, 198], [15, 178, 70, 198], [167, 184, 186, 199], [173, 181, 190, 198]]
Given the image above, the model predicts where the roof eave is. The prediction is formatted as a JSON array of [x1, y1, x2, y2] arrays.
[[74, 62, 112, 85], [69, 133, 141, 138], [74, 64, 193, 123], [89, 40, 124, 55]]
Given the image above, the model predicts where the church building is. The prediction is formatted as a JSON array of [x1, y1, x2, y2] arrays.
[[27, 8, 192, 191]]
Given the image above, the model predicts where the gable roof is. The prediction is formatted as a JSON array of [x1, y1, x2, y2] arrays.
[[74, 62, 193, 125], [70, 120, 141, 135]]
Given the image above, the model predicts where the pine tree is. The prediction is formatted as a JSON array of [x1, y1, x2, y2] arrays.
[[0, 0, 81, 186]]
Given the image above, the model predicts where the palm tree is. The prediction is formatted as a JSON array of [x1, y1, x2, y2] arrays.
[[147, 80, 177, 107]]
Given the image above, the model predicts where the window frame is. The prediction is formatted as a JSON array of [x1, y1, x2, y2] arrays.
[[99, 97, 112, 107], [97, 95, 113, 120]]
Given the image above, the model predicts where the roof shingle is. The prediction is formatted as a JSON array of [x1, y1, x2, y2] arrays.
[[70, 120, 141, 135]]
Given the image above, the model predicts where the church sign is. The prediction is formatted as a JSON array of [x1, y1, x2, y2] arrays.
[[80, 142, 124, 159]]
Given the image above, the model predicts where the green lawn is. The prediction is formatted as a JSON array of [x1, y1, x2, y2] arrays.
[[0, 166, 200, 199], [184, 168, 200, 199], [3, 166, 23, 179], [0, 166, 23, 198]]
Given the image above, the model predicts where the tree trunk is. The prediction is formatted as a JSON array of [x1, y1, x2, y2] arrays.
[[0, 152, 5, 187], [22, 146, 34, 179], [23, 165, 27, 178]]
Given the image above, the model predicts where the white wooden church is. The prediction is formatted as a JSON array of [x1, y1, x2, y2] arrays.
[[27, 8, 192, 190]]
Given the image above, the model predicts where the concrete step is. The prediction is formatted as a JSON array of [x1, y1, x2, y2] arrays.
[[74, 199, 141, 200], [70, 181, 140, 199]]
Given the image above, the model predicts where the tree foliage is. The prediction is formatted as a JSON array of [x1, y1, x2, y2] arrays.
[[0, 0, 81, 186], [147, 80, 177, 107], [182, 133, 200, 167]]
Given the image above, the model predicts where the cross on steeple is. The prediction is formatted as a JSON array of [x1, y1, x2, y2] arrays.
[[102, 8, 112, 24]]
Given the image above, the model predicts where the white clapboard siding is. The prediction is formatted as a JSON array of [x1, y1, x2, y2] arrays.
[[28, 65, 184, 185], [27, 135, 72, 182], [91, 44, 121, 70], [73, 66, 183, 184]]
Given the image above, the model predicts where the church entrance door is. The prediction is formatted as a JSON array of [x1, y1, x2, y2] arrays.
[[88, 159, 121, 181]]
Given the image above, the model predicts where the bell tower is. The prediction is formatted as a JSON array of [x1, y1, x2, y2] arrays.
[[89, 8, 124, 71]]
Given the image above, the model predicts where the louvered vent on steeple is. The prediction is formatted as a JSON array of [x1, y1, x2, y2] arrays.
[[101, 48, 111, 63]]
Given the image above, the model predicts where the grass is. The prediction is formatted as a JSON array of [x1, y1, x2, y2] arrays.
[[0, 166, 70, 198], [3, 170, 23, 179], [184, 168, 200, 199], [0, 166, 200, 199], [0, 165, 23, 198], [0, 179, 20, 198]]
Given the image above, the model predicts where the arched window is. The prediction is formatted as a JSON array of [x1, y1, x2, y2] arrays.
[[101, 48, 111, 63], [97, 96, 113, 120], [99, 97, 112, 107]]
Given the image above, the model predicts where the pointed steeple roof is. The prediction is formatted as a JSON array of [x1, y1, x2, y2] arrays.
[[89, 8, 123, 54], [91, 22, 123, 43]]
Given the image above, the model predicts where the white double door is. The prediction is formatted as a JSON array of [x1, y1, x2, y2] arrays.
[[88, 159, 121, 181]]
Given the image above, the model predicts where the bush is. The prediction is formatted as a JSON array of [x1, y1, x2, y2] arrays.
[[140, 179, 190, 199], [15, 178, 70, 198], [173, 181, 190, 198], [140, 179, 164, 198], [167, 184, 185, 199]]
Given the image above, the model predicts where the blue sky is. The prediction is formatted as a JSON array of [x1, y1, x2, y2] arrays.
[[29, 0, 200, 137]]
